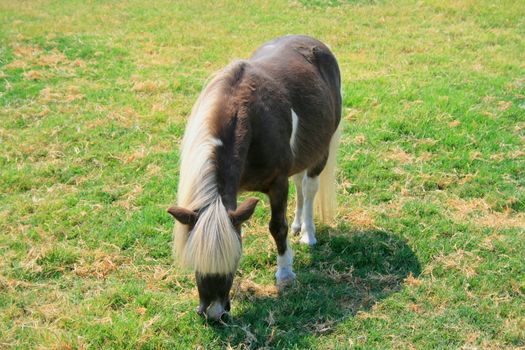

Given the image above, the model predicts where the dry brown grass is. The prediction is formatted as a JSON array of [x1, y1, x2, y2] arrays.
[[73, 250, 128, 279], [37, 51, 68, 67], [448, 120, 461, 127], [131, 80, 168, 93], [353, 134, 367, 144], [385, 147, 413, 164], [232, 278, 278, 301], [342, 209, 376, 228], [404, 272, 422, 287], [426, 249, 482, 278], [23, 70, 43, 80], [114, 184, 144, 210], [447, 197, 525, 229], [5, 59, 28, 69]]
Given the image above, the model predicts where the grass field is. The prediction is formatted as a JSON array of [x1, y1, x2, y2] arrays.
[[1, 0, 524, 348]]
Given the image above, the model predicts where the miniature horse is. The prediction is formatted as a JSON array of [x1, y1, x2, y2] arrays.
[[168, 35, 342, 321]]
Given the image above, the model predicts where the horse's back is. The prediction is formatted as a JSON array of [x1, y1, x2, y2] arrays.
[[248, 35, 342, 174], [250, 35, 340, 103]]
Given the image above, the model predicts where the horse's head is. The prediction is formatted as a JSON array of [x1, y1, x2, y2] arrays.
[[168, 198, 259, 321]]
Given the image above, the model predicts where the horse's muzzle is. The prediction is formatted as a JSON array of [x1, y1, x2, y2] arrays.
[[197, 299, 231, 322]]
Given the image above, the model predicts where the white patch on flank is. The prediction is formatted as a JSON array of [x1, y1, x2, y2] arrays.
[[173, 67, 241, 275], [290, 109, 299, 153], [299, 175, 319, 245], [276, 239, 295, 284]]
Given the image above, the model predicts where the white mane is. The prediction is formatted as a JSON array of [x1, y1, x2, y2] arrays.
[[173, 71, 241, 275]]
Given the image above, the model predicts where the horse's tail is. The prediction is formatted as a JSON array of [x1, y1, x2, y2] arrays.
[[315, 122, 341, 223]]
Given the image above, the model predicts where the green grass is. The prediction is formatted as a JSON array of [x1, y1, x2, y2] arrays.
[[1, 0, 524, 348]]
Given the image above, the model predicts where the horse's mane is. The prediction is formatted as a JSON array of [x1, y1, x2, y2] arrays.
[[173, 63, 245, 275]]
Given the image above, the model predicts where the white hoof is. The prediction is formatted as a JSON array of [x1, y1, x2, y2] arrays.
[[276, 268, 296, 287], [299, 234, 317, 246], [291, 221, 302, 234], [299, 224, 317, 245]]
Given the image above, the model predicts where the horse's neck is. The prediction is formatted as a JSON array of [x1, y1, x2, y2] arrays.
[[215, 116, 252, 212]]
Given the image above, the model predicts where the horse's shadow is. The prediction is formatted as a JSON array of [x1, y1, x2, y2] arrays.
[[209, 227, 421, 349]]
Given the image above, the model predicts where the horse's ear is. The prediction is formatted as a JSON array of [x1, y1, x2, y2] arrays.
[[167, 206, 198, 226], [229, 198, 259, 226]]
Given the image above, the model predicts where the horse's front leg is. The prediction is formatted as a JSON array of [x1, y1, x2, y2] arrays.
[[268, 175, 296, 286]]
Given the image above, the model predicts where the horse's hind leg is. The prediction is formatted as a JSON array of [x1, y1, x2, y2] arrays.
[[268, 175, 296, 286], [299, 158, 327, 246], [299, 174, 320, 245], [291, 171, 305, 234]]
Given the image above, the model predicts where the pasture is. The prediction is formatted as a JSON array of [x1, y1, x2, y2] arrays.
[[0, 0, 524, 348]]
